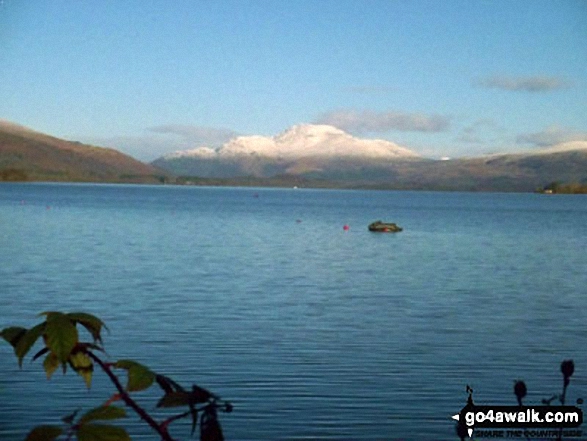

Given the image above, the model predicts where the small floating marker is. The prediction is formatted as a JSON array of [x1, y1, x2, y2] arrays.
[[46, 205, 51, 210], [295, 219, 302, 223], [343, 224, 350, 231]]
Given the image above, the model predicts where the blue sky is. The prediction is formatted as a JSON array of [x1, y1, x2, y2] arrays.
[[1, 0, 586, 160]]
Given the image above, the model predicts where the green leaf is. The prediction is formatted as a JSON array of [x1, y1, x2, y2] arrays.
[[0, 326, 27, 348], [79, 406, 126, 424], [25, 425, 63, 441], [157, 391, 191, 408], [111, 360, 136, 370], [113, 360, 155, 392], [67, 312, 107, 343], [70, 351, 92, 369], [126, 364, 154, 392], [15, 322, 46, 367], [44, 312, 78, 364], [43, 352, 60, 379], [78, 369, 92, 389], [76, 424, 130, 441], [69, 351, 93, 388]]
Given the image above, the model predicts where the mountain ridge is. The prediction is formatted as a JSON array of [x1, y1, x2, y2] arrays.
[[153, 124, 587, 191], [163, 124, 420, 161], [1, 119, 586, 192], [0, 119, 166, 183]]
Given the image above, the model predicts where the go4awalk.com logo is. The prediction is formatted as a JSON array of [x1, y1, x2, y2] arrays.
[[452, 386, 583, 439]]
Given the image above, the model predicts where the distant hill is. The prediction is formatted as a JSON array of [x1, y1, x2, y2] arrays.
[[152, 124, 420, 178], [153, 124, 587, 192], [2, 120, 586, 192], [0, 120, 166, 183], [334, 147, 587, 192]]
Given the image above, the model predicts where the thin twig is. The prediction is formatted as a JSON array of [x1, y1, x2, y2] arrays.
[[161, 410, 191, 429], [86, 351, 175, 441]]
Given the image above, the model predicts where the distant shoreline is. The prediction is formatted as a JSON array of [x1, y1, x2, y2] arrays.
[[3, 176, 587, 194]]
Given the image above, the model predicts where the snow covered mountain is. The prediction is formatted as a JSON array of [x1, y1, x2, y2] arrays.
[[151, 124, 587, 190], [153, 124, 420, 177], [529, 141, 587, 154]]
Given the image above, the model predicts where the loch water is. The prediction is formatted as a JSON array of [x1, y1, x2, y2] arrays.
[[1, 183, 586, 440]]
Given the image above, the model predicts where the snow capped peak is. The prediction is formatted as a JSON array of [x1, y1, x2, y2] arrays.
[[162, 123, 420, 160], [273, 124, 419, 159], [539, 141, 587, 153], [164, 146, 217, 159], [219, 135, 276, 157], [276, 124, 347, 140]]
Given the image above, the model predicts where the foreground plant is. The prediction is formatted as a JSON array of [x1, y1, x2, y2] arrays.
[[1, 311, 232, 441], [456, 360, 580, 441]]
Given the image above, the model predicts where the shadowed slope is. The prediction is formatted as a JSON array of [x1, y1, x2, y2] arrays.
[[0, 120, 167, 183]]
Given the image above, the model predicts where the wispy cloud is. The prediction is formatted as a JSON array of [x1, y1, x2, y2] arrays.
[[516, 126, 587, 146], [455, 133, 484, 144], [82, 135, 184, 162], [455, 119, 504, 144], [316, 110, 450, 133], [84, 124, 239, 161], [477, 75, 571, 92], [148, 124, 237, 146]]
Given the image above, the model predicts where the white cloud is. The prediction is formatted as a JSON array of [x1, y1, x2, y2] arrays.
[[516, 126, 587, 147], [477, 75, 570, 92], [455, 133, 484, 144], [148, 124, 238, 146], [81, 124, 239, 162], [316, 110, 450, 133], [455, 119, 504, 144], [80, 135, 182, 162]]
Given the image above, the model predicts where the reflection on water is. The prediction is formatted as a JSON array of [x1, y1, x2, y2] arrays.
[[1, 184, 586, 440]]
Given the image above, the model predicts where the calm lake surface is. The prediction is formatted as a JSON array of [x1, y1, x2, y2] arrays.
[[1, 183, 586, 440]]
